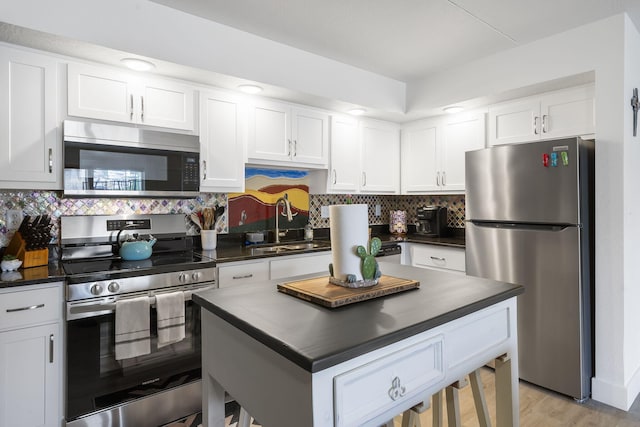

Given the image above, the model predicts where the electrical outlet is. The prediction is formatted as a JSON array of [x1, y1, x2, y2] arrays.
[[375, 204, 381, 217], [321, 206, 330, 218], [6, 210, 22, 230]]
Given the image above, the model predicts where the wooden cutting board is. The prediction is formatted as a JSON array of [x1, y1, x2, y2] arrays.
[[277, 275, 420, 308]]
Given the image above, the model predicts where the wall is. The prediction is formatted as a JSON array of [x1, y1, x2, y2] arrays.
[[408, 14, 634, 410]]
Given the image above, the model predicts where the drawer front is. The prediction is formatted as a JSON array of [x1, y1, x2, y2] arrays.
[[334, 335, 444, 427], [217, 261, 269, 287], [270, 253, 332, 281], [410, 244, 465, 272], [0, 285, 62, 331]]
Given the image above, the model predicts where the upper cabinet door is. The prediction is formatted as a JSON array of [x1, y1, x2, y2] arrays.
[[360, 119, 400, 194], [441, 112, 486, 192], [329, 115, 360, 193], [540, 84, 595, 139], [139, 79, 195, 131], [247, 99, 291, 162], [0, 46, 60, 187], [291, 106, 328, 166], [488, 98, 539, 146], [199, 89, 246, 193], [68, 63, 134, 123], [401, 119, 440, 193], [67, 63, 196, 132]]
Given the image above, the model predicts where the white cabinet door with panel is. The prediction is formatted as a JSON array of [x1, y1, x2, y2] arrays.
[[217, 260, 270, 287], [328, 115, 360, 193], [68, 63, 195, 131], [248, 100, 328, 168], [360, 119, 400, 194], [270, 252, 332, 281], [0, 46, 60, 188], [488, 84, 594, 146], [199, 89, 246, 193], [401, 112, 484, 194], [0, 282, 63, 427]]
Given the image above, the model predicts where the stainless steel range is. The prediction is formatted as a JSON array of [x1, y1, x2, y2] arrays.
[[61, 214, 216, 427]]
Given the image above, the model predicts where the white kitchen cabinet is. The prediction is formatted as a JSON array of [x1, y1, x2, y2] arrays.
[[407, 243, 465, 273], [328, 115, 360, 193], [488, 84, 595, 146], [68, 62, 195, 131], [199, 88, 246, 192], [247, 99, 328, 168], [217, 260, 270, 287], [359, 119, 400, 194], [0, 282, 63, 427], [0, 46, 60, 189], [401, 111, 485, 194], [269, 251, 332, 280]]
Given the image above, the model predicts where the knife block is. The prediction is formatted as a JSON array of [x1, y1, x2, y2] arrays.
[[5, 231, 49, 268]]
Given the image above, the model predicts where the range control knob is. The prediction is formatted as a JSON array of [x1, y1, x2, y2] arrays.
[[178, 273, 189, 283], [108, 281, 120, 293], [192, 272, 202, 281], [90, 283, 103, 296]]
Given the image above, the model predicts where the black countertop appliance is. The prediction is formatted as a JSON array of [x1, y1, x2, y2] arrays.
[[416, 206, 448, 236]]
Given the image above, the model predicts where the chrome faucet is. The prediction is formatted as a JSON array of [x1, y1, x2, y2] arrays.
[[275, 194, 294, 244]]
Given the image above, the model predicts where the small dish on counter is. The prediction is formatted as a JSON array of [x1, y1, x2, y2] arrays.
[[1, 258, 22, 272]]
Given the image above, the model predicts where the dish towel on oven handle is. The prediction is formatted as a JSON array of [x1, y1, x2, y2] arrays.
[[115, 296, 151, 360], [156, 291, 186, 348]]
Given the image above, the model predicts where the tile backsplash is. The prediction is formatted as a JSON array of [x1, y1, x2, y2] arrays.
[[0, 188, 465, 248]]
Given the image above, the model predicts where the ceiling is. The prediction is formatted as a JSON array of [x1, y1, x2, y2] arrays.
[[150, 0, 640, 82]]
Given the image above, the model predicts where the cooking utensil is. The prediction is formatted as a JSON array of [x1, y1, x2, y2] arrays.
[[203, 208, 214, 230], [190, 213, 203, 229]]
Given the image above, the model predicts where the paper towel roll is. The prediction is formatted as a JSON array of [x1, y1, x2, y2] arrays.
[[330, 204, 369, 282]]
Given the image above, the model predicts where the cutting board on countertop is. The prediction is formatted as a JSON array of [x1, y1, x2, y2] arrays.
[[277, 275, 419, 308]]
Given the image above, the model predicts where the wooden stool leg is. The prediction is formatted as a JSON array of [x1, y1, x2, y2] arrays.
[[445, 386, 461, 427], [381, 421, 395, 427], [401, 408, 422, 427], [432, 390, 444, 427], [469, 369, 492, 427]]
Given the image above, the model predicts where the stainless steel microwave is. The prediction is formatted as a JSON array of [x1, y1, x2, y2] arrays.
[[63, 120, 200, 198]]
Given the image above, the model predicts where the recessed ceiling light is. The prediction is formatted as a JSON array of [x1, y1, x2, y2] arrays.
[[237, 84, 263, 94], [348, 108, 366, 116], [443, 106, 464, 114], [120, 58, 155, 71]]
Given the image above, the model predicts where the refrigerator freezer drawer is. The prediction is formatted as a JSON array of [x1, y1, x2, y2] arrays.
[[466, 222, 591, 400]]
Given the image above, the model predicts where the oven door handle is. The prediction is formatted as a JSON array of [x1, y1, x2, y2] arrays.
[[67, 284, 216, 319]]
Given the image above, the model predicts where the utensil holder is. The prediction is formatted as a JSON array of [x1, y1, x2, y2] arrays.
[[201, 230, 217, 250]]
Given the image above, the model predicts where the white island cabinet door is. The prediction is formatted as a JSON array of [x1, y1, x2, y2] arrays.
[[199, 89, 246, 193], [0, 47, 59, 187]]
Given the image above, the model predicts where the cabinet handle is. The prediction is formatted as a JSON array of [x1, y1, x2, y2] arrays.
[[48, 148, 53, 173], [442, 171, 446, 186], [293, 140, 297, 157], [533, 116, 539, 135], [140, 96, 144, 122], [49, 334, 54, 364], [332, 169, 337, 185], [362, 172, 367, 186], [6, 303, 45, 313], [232, 273, 253, 279], [130, 94, 134, 120], [430, 256, 446, 262], [287, 139, 292, 157], [542, 114, 548, 133], [436, 171, 441, 186], [202, 160, 207, 180]]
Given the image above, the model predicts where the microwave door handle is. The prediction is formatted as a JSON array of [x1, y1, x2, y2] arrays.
[[130, 94, 134, 121], [140, 95, 144, 122]]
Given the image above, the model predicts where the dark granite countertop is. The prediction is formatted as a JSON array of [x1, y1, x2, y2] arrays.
[[194, 262, 522, 373], [0, 262, 66, 289]]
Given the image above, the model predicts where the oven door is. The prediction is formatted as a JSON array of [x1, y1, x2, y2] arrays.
[[65, 286, 211, 422]]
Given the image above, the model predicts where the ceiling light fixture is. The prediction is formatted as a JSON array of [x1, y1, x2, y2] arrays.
[[348, 108, 366, 116], [443, 106, 464, 114], [237, 84, 263, 94], [120, 58, 156, 72]]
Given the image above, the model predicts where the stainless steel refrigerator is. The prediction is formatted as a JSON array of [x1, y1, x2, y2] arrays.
[[465, 137, 594, 401]]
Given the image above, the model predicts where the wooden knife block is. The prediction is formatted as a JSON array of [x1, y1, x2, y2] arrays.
[[6, 231, 49, 268]]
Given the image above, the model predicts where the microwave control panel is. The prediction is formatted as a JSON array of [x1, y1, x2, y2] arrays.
[[183, 154, 200, 190]]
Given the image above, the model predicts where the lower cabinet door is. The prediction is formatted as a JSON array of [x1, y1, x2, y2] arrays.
[[0, 323, 59, 427]]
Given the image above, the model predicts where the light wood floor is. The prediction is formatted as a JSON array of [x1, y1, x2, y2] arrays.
[[392, 368, 640, 427]]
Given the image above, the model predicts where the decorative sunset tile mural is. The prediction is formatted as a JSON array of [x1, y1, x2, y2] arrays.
[[228, 168, 310, 233]]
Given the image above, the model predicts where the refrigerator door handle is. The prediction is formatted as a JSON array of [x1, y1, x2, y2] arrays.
[[469, 221, 575, 232]]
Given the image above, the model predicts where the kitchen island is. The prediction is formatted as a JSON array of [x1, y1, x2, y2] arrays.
[[194, 262, 523, 427]]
